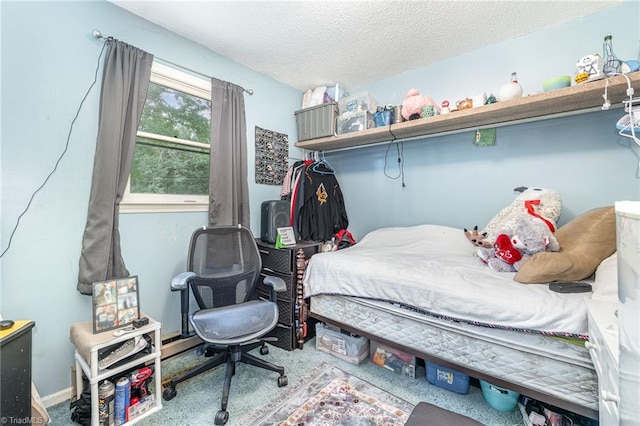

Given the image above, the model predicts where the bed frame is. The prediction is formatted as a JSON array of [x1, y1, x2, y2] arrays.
[[308, 295, 598, 420]]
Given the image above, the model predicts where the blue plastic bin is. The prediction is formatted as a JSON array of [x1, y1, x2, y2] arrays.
[[425, 362, 470, 394], [480, 380, 520, 412]]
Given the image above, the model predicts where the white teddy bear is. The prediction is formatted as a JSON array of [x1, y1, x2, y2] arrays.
[[481, 186, 562, 244]]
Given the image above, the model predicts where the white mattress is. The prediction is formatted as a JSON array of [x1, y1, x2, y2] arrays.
[[311, 294, 598, 412], [304, 224, 591, 337]]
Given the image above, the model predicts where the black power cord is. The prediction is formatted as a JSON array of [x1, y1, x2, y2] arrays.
[[1, 39, 108, 258], [383, 125, 406, 187]]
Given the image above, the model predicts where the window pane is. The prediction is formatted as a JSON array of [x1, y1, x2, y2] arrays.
[[130, 137, 210, 195], [138, 82, 211, 144]]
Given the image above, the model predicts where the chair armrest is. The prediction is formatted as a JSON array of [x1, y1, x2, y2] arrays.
[[262, 275, 286, 292], [262, 275, 286, 303], [171, 272, 196, 291]]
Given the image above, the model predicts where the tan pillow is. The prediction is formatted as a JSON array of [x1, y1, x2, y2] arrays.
[[514, 206, 616, 284]]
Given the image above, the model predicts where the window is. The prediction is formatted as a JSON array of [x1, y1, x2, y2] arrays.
[[121, 62, 211, 213]]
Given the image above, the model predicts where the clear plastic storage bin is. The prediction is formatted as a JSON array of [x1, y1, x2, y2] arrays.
[[315, 322, 369, 364], [370, 340, 416, 378], [337, 111, 374, 134], [338, 91, 378, 115]]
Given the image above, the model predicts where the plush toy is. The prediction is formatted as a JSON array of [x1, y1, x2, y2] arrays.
[[401, 89, 441, 121], [477, 212, 560, 272], [463, 186, 561, 249], [424, 95, 441, 114], [463, 226, 492, 248], [480, 186, 562, 244], [401, 89, 426, 120]]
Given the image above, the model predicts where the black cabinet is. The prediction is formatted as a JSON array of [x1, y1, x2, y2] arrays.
[[255, 239, 322, 350], [0, 320, 35, 423]]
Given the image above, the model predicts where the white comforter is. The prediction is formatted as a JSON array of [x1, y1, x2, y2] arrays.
[[303, 224, 590, 336]]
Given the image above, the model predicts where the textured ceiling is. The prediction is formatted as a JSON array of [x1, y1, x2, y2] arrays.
[[111, 1, 620, 91]]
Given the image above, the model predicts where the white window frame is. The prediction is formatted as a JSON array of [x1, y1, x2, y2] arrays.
[[120, 61, 211, 213]]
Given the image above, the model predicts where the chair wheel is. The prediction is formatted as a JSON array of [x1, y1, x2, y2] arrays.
[[196, 345, 206, 356], [215, 410, 229, 425], [260, 345, 269, 355], [162, 386, 177, 401], [278, 375, 288, 387]]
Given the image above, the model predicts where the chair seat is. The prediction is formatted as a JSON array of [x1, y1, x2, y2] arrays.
[[190, 300, 279, 345]]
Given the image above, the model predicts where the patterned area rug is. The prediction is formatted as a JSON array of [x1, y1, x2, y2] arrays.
[[239, 362, 414, 425]]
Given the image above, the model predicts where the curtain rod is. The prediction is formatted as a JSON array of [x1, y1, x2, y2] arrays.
[[91, 30, 254, 95]]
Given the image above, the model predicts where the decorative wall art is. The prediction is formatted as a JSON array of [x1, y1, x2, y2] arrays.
[[255, 126, 288, 185]]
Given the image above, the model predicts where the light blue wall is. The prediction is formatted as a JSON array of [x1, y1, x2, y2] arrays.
[[1, 1, 300, 397], [326, 2, 640, 240], [1, 0, 639, 400]]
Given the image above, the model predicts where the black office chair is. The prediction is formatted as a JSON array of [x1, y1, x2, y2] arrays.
[[162, 225, 288, 425]]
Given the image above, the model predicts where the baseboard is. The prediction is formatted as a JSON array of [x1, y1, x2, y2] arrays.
[[41, 387, 72, 408], [161, 333, 202, 360]]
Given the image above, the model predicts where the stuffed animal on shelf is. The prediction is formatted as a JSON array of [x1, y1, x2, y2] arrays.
[[401, 89, 441, 121], [423, 95, 441, 114], [401, 89, 426, 121], [477, 212, 560, 272]]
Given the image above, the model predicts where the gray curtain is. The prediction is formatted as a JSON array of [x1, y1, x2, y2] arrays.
[[77, 39, 153, 295], [208, 78, 250, 226]]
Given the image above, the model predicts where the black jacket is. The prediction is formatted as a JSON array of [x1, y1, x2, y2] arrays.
[[297, 162, 348, 241]]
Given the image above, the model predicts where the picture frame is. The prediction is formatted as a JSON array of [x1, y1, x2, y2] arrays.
[[92, 276, 140, 334], [276, 226, 297, 247]]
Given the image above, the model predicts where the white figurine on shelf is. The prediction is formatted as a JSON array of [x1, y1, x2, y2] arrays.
[[497, 72, 523, 102], [440, 100, 451, 114], [576, 54, 602, 81]]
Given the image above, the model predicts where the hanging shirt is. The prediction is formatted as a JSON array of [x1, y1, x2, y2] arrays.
[[297, 162, 348, 241], [289, 160, 311, 239]]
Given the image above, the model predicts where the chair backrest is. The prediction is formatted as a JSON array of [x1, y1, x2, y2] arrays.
[[187, 226, 262, 310]]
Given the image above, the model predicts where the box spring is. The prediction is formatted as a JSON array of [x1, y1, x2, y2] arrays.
[[309, 295, 598, 419]]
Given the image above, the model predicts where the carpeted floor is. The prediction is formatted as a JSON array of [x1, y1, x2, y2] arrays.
[[47, 337, 523, 425]]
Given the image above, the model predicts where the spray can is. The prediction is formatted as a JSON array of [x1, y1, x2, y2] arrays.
[[98, 380, 115, 426], [114, 376, 130, 426]]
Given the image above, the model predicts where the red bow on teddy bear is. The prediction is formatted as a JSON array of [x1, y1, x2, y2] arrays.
[[524, 199, 556, 232]]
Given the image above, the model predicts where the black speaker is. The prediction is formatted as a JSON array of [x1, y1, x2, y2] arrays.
[[261, 200, 291, 243]]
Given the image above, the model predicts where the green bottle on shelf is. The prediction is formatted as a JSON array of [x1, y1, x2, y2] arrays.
[[602, 34, 622, 76]]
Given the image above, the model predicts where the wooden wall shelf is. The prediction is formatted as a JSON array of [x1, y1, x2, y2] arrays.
[[294, 72, 640, 152]]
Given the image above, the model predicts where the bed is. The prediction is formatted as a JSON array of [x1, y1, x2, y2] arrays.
[[303, 213, 617, 420]]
